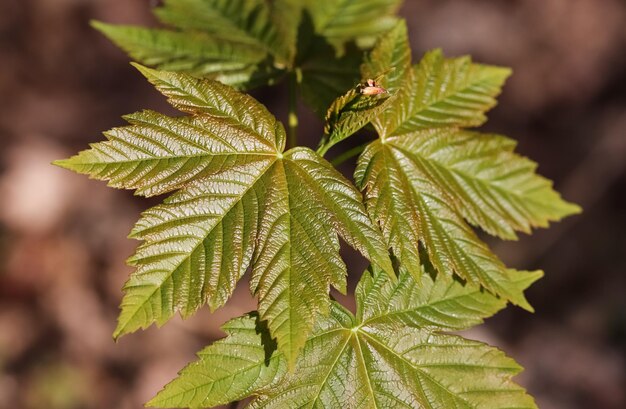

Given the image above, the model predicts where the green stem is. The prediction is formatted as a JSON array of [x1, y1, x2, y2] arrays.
[[330, 140, 372, 167], [316, 140, 331, 157], [287, 70, 299, 149]]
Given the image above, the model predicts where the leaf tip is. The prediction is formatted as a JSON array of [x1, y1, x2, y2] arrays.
[[511, 294, 535, 313], [131, 62, 158, 80], [112, 319, 133, 341], [90, 20, 117, 38], [504, 290, 535, 313], [563, 201, 583, 217], [144, 396, 161, 408], [51, 158, 72, 170], [527, 270, 544, 289], [89, 19, 106, 30], [127, 228, 141, 240], [52, 156, 85, 173], [496, 65, 513, 78], [111, 329, 123, 342], [519, 300, 535, 313], [508, 269, 544, 313]]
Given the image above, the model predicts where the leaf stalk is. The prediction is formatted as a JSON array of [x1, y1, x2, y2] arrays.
[[287, 70, 300, 149], [330, 140, 372, 166]]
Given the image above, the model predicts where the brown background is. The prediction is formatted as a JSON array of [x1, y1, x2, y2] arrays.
[[1, 1, 625, 408]]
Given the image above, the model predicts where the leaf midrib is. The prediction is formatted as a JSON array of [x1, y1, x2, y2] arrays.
[[388, 146, 509, 292], [388, 73, 502, 137], [196, 3, 277, 58], [75, 151, 277, 166], [392, 141, 553, 212], [116, 158, 278, 336], [308, 329, 352, 408], [353, 330, 380, 409], [359, 330, 475, 409], [361, 291, 491, 328], [152, 353, 283, 406]]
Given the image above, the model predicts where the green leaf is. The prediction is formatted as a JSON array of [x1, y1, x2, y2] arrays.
[[362, 25, 511, 139], [317, 84, 390, 156], [93, 0, 299, 89], [249, 147, 394, 365], [252, 268, 540, 409], [353, 24, 580, 308], [146, 313, 286, 408], [270, 0, 304, 66], [356, 266, 543, 329], [360, 19, 411, 94], [55, 64, 283, 197], [355, 137, 535, 309], [388, 128, 582, 239], [305, 0, 403, 52], [282, 148, 394, 279], [155, 0, 298, 67], [91, 21, 273, 85], [150, 267, 540, 408], [55, 67, 392, 365]]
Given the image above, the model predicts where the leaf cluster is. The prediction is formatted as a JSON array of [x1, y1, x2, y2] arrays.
[[56, 1, 580, 407], [94, 0, 402, 113]]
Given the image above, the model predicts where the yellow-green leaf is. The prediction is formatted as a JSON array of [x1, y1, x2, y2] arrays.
[[55, 67, 392, 365], [355, 139, 536, 309], [149, 267, 540, 408], [304, 0, 403, 51], [362, 25, 511, 139], [389, 128, 582, 239]]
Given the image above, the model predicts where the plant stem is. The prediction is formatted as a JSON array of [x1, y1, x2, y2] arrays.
[[287, 70, 299, 149], [330, 140, 372, 167]]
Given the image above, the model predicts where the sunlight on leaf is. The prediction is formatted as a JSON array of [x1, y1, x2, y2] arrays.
[[355, 20, 580, 307], [149, 266, 541, 408], [55, 66, 392, 365]]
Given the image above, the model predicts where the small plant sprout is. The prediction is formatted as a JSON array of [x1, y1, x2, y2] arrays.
[[55, 2, 580, 407]]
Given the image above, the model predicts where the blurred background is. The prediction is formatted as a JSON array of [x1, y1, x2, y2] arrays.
[[1, 0, 625, 408]]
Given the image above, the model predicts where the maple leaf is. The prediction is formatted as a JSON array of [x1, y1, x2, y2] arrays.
[[56, 4, 583, 407], [92, 0, 403, 113], [349, 21, 580, 308], [148, 266, 541, 408], [55, 65, 393, 365]]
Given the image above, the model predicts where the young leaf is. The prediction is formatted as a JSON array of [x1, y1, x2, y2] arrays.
[[304, 0, 403, 51], [388, 128, 582, 239], [354, 21, 580, 307], [55, 67, 392, 365], [154, 0, 298, 67], [147, 313, 286, 408], [360, 20, 411, 94], [149, 267, 541, 408], [317, 85, 390, 156], [362, 22, 511, 139], [355, 138, 536, 309], [94, 0, 296, 89], [91, 21, 273, 86]]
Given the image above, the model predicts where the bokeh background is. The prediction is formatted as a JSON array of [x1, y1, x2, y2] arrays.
[[1, 0, 625, 408]]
